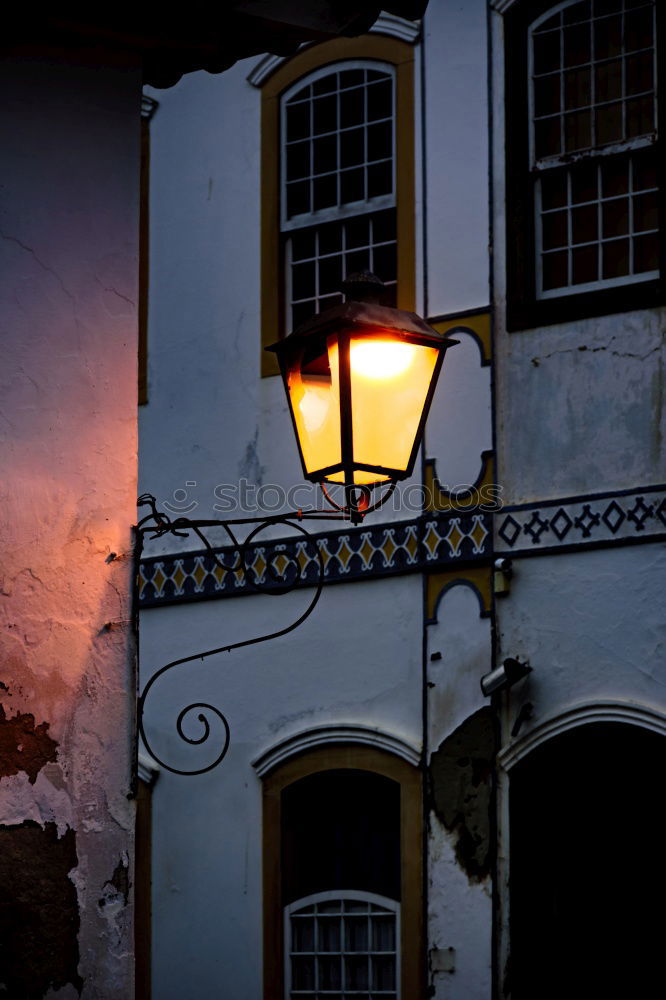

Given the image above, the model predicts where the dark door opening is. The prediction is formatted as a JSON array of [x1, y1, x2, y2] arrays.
[[510, 722, 666, 999]]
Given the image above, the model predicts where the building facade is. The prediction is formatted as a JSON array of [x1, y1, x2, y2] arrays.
[[139, 1, 665, 997]]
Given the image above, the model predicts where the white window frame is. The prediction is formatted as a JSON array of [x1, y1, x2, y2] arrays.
[[528, 0, 659, 299], [280, 59, 397, 233], [284, 888, 401, 1000]]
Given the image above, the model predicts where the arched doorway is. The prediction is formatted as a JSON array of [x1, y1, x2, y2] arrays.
[[509, 721, 666, 999]]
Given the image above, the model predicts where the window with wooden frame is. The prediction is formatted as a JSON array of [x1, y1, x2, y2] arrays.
[[262, 746, 423, 1000], [260, 35, 416, 376], [505, 0, 664, 330]]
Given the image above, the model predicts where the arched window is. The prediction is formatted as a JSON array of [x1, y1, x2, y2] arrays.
[[282, 62, 397, 330], [261, 745, 422, 999], [505, 0, 663, 329], [258, 35, 416, 375]]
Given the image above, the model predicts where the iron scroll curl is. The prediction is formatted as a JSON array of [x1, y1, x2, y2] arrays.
[[135, 495, 337, 776]]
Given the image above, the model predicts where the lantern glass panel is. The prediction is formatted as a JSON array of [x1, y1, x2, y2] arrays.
[[287, 335, 342, 475], [349, 336, 439, 478]]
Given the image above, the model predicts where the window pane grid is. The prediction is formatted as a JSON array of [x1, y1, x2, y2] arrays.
[[284, 69, 395, 220], [289, 898, 397, 1000], [538, 150, 658, 294], [531, 0, 656, 162], [287, 210, 397, 329]]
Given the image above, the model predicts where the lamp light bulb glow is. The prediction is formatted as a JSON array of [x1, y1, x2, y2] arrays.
[[298, 387, 330, 433], [350, 339, 416, 379]]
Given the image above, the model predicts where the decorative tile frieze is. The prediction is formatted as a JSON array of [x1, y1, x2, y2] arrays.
[[139, 485, 666, 607], [495, 485, 666, 555], [139, 511, 492, 608]]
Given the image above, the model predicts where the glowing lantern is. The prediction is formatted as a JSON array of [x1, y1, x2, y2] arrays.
[[267, 273, 457, 508]]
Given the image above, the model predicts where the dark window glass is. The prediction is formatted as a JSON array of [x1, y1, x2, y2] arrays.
[[564, 67, 591, 109], [625, 94, 654, 138], [346, 247, 371, 273], [633, 146, 657, 189], [595, 101, 622, 144], [564, 109, 591, 151], [341, 168, 365, 204], [292, 300, 316, 328], [625, 51, 654, 96], [572, 243, 598, 282], [534, 31, 561, 73], [340, 128, 365, 168], [292, 260, 316, 300], [313, 174, 337, 210], [367, 161, 392, 198], [594, 13, 622, 59], [594, 59, 622, 103], [634, 231, 658, 271], [602, 237, 630, 277], [372, 208, 395, 243], [313, 135, 337, 176], [367, 121, 392, 162], [564, 0, 590, 24], [287, 102, 310, 142], [571, 162, 598, 202], [634, 191, 658, 232], [346, 216, 370, 248], [287, 180, 310, 218], [340, 88, 365, 129], [572, 203, 597, 244], [625, 6, 653, 52], [319, 223, 343, 255], [313, 95, 337, 135], [313, 73, 337, 95], [534, 75, 561, 116], [340, 68, 365, 89], [367, 80, 392, 121], [563, 23, 591, 66], [319, 254, 343, 294], [373, 242, 397, 283], [602, 158, 628, 197], [291, 230, 316, 261], [287, 141, 311, 181], [535, 117, 562, 158], [542, 171, 569, 209], [543, 210, 568, 250], [602, 197, 629, 238], [542, 250, 568, 289]]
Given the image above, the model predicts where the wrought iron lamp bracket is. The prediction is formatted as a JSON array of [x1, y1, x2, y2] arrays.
[[135, 486, 393, 776]]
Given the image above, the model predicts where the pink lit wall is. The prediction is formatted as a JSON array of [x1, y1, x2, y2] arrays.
[[0, 54, 139, 997]]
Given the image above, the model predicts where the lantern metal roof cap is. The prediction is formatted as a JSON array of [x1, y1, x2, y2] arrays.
[[266, 274, 458, 355]]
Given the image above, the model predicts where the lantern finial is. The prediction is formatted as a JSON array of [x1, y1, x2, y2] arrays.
[[342, 271, 385, 304]]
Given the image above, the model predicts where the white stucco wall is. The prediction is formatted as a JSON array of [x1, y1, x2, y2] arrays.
[[139, 10, 496, 998], [0, 55, 139, 997], [427, 584, 493, 1000], [140, 574, 423, 998], [423, 0, 489, 318]]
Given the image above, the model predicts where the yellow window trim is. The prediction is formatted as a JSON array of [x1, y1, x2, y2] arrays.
[[262, 744, 423, 999], [260, 34, 417, 377]]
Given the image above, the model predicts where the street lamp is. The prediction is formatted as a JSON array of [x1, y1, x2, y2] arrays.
[[267, 273, 458, 521], [138, 273, 456, 773]]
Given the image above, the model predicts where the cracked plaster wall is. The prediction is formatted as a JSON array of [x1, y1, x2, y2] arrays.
[[1, 54, 139, 997], [489, 10, 666, 506], [426, 585, 494, 1000]]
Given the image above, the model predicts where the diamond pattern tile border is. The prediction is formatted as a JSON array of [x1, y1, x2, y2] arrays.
[[140, 511, 492, 607], [495, 486, 666, 554]]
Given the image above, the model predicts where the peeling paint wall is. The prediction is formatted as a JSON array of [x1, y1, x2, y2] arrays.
[[426, 586, 494, 1000], [489, 4, 666, 997], [1, 54, 139, 997]]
